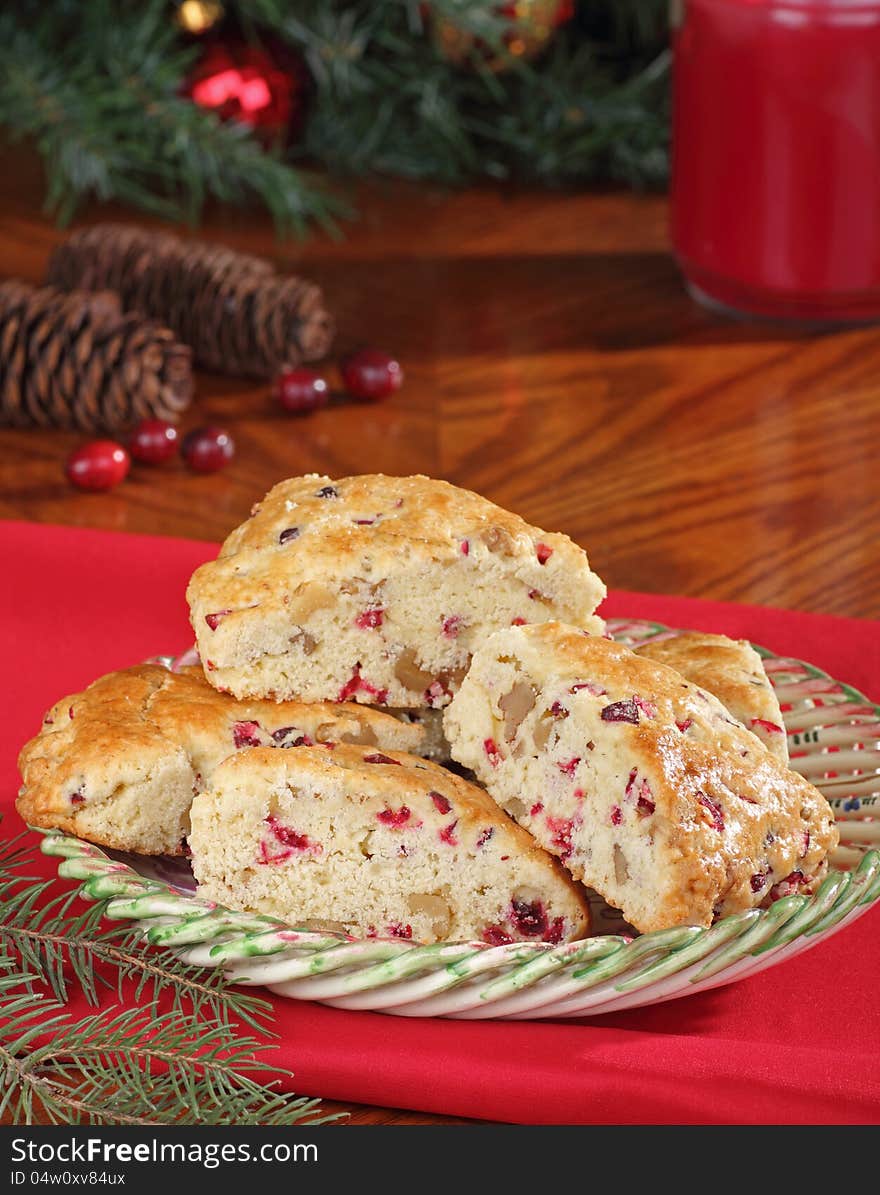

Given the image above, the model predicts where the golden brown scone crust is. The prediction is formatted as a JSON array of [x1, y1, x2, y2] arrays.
[[17, 664, 430, 854], [186, 473, 606, 705], [635, 630, 788, 762]]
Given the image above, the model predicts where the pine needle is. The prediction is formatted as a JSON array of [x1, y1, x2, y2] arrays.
[[0, 1, 668, 234], [0, 834, 337, 1126]]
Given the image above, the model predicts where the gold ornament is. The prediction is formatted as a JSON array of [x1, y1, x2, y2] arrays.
[[434, 1, 574, 73], [176, 0, 224, 36]]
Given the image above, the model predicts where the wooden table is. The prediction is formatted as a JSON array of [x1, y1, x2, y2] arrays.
[[2, 151, 878, 1124]]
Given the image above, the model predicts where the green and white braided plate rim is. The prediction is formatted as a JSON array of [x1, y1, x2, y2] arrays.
[[39, 618, 880, 1020]]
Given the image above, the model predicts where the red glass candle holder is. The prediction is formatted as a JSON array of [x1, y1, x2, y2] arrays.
[[671, 0, 880, 322]]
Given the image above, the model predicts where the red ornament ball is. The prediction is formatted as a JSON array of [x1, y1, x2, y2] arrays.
[[181, 426, 235, 473], [340, 350, 403, 402], [66, 441, 130, 492], [275, 367, 329, 415], [183, 40, 305, 145], [130, 419, 179, 464]]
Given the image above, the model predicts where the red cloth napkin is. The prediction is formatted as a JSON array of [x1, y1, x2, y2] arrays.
[[2, 520, 879, 1125]]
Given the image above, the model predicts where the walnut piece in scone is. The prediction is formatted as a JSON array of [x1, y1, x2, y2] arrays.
[[16, 664, 431, 856], [444, 623, 837, 934], [189, 744, 591, 946], [635, 630, 789, 763], [186, 474, 606, 707]]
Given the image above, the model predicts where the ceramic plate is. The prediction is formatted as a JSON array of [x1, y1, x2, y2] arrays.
[[41, 619, 880, 1019]]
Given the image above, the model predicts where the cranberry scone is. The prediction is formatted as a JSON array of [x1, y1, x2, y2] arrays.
[[17, 664, 430, 856], [635, 631, 789, 763], [444, 623, 837, 934], [189, 744, 591, 946], [186, 473, 606, 707]]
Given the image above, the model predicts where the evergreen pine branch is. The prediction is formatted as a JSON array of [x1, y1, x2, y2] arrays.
[[0, 835, 275, 1031], [0, 2, 346, 233], [0, 967, 330, 1125], [0, 836, 336, 1125], [0, 1, 670, 234]]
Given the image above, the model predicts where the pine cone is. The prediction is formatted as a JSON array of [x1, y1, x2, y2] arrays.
[[0, 281, 192, 432], [47, 224, 335, 378]]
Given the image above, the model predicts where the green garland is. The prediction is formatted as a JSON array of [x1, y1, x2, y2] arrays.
[[0, 833, 333, 1125], [0, 0, 669, 236]]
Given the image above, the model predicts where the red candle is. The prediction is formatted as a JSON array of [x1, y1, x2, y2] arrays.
[[671, 0, 880, 321]]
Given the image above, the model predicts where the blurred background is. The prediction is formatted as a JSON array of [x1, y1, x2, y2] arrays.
[[1, 0, 878, 617]]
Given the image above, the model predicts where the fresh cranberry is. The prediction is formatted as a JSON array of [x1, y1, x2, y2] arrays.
[[430, 792, 452, 814], [550, 701, 569, 718], [439, 820, 459, 846], [376, 806, 411, 828], [483, 738, 502, 767], [676, 718, 694, 733], [233, 720, 262, 748], [259, 816, 321, 864], [600, 698, 640, 724], [751, 718, 785, 735], [129, 419, 179, 464], [65, 441, 130, 492], [633, 695, 658, 718], [610, 805, 622, 826], [337, 666, 388, 704], [441, 615, 463, 638], [271, 727, 312, 746], [475, 827, 493, 849], [546, 815, 575, 859], [570, 681, 607, 696], [801, 830, 811, 857], [697, 792, 725, 833], [341, 349, 403, 402], [557, 757, 580, 778], [543, 917, 565, 945], [460, 540, 470, 556], [636, 790, 655, 818], [769, 871, 806, 900], [424, 680, 450, 708], [181, 426, 234, 473], [363, 752, 400, 765], [355, 608, 384, 630], [275, 367, 329, 414], [387, 923, 413, 940], [510, 899, 549, 938], [750, 870, 770, 893], [70, 791, 86, 806], [530, 801, 544, 816], [482, 926, 514, 947], [205, 610, 230, 630], [535, 543, 553, 565], [511, 617, 527, 626], [266, 819, 311, 851]]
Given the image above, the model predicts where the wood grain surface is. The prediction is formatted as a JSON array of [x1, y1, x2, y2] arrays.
[[2, 146, 878, 1127]]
